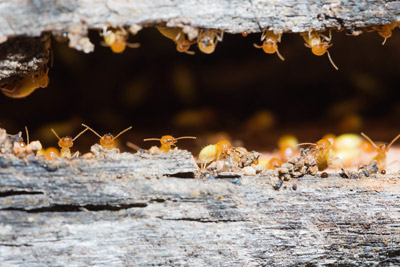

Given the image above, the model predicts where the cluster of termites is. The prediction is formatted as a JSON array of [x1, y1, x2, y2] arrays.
[[1, 22, 399, 99], [0, 125, 398, 189], [263, 132, 400, 189]]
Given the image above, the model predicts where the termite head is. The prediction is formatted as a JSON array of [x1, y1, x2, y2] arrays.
[[316, 139, 332, 150], [311, 43, 331, 56], [13, 139, 27, 154], [216, 140, 233, 156], [103, 29, 127, 53], [262, 40, 278, 54], [160, 135, 177, 147], [58, 136, 73, 149], [198, 30, 222, 54], [198, 36, 216, 54], [176, 40, 193, 53], [100, 133, 115, 149]]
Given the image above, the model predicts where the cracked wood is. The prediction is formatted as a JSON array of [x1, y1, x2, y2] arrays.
[[0, 154, 400, 265], [0, 0, 400, 40]]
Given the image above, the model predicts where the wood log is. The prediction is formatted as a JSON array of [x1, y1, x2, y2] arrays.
[[1, 153, 400, 265], [0, 128, 399, 265]]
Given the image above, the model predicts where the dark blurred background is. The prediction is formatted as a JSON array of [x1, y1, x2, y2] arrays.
[[1, 28, 400, 152]]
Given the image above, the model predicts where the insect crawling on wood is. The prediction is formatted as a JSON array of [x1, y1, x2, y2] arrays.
[[144, 135, 196, 154], [197, 29, 224, 54], [197, 140, 234, 169], [361, 132, 400, 171], [1, 67, 49, 98], [51, 127, 88, 158], [82, 124, 133, 150], [253, 30, 285, 61], [301, 30, 339, 70], [298, 138, 342, 172], [101, 26, 140, 53], [157, 26, 195, 55]]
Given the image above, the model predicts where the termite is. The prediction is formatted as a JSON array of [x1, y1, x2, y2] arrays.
[[298, 138, 339, 171], [13, 127, 42, 155], [197, 29, 224, 54], [101, 27, 140, 53], [370, 22, 399, 45], [301, 30, 339, 70], [197, 140, 234, 169], [1, 67, 49, 98], [266, 157, 282, 170], [51, 128, 88, 158], [157, 26, 195, 55], [82, 124, 133, 150], [361, 132, 400, 171], [144, 135, 196, 153], [253, 31, 285, 61]]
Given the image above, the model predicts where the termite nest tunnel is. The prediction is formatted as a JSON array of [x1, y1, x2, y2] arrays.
[[1, 26, 400, 158]]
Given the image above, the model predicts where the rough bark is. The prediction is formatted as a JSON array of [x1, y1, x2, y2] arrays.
[[1, 0, 400, 82], [0, 151, 400, 265], [1, 0, 400, 39]]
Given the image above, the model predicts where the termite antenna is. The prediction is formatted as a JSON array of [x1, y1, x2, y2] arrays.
[[51, 128, 61, 140], [253, 43, 263, 49], [296, 142, 316, 147], [276, 48, 285, 61], [326, 50, 339, 70], [82, 124, 102, 138], [126, 43, 140, 48], [382, 37, 387, 45], [25, 126, 29, 144], [126, 142, 141, 151], [113, 126, 133, 140], [73, 127, 89, 141], [387, 134, 400, 149], [361, 132, 378, 149], [144, 138, 161, 142], [175, 136, 197, 140]]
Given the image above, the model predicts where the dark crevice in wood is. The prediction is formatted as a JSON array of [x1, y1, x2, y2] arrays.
[[2, 203, 148, 213], [0, 190, 43, 197], [166, 172, 195, 178], [157, 217, 246, 223]]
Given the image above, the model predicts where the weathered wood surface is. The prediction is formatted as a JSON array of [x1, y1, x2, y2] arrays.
[[0, 35, 50, 81], [1, 0, 400, 40], [1, 152, 400, 265]]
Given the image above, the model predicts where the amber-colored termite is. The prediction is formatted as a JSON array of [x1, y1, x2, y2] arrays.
[[24, 126, 42, 153], [51, 128, 88, 158], [253, 31, 285, 61], [301, 30, 338, 70], [157, 26, 195, 55], [82, 124, 133, 150], [197, 29, 224, 54], [266, 157, 282, 170], [13, 127, 42, 155], [101, 27, 140, 53], [361, 132, 400, 171], [197, 140, 234, 169], [1, 67, 49, 98], [298, 138, 338, 171], [144, 135, 196, 153], [370, 22, 399, 45]]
